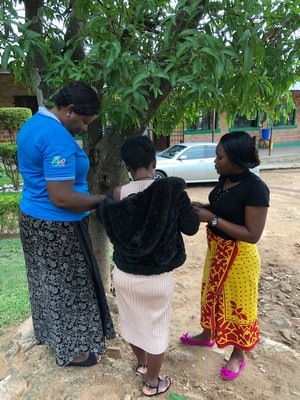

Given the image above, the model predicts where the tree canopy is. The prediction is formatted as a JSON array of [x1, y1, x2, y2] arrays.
[[1, 0, 300, 134], [1, 0, 299, 288]]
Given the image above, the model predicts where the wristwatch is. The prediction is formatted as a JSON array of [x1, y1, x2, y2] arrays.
[[210, 215, 219, 227]]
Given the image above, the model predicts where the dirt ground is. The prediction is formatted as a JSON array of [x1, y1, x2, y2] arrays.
[[0, 169, 299, 400]]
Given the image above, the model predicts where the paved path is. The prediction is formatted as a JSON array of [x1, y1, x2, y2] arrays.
[[259, 145, 300, 170]]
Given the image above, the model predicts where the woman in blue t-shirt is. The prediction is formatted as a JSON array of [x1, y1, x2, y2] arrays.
[[180, 131, 269, 381], [17, 81, 115, 367]]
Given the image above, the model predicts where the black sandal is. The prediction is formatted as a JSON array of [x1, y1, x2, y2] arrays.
[[142, 376, 171, 397], [66, 352, 101, 367], [135, 363, 147, 376]]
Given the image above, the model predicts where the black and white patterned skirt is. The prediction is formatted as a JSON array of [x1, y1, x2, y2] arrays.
[[19, 210, 115, 366]]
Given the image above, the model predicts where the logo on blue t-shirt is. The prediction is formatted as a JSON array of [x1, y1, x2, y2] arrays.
[[51, 156, 66, 167]]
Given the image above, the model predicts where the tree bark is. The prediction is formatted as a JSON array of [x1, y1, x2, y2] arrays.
[[85, 125, 136, 292]]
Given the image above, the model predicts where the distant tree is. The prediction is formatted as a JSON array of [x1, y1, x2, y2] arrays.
[[0, 108, 31, 189], [1, 0, 299, 288], [0, 107, 32, 142]]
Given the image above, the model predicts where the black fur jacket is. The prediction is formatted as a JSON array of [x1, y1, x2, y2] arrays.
[[96, 177, 200, 276]]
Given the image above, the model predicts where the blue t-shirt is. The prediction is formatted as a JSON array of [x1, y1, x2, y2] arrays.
[[17, 107, 89, 221]]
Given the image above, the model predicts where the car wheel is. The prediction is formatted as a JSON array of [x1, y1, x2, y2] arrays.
[[154, 170, 166, 179]]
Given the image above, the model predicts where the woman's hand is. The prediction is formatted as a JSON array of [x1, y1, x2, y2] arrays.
[[191, 201, 210, 209], [192, 203, 214, 223]]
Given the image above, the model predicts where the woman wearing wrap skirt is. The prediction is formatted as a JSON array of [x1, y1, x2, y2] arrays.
[[180, 131, 269, 380], [17, 81, 115, 367]]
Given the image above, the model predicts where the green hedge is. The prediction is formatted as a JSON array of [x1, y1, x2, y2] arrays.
[[0, 142, 19, 189], [0, 192, 21, 232], [0, 107, 32, 142]]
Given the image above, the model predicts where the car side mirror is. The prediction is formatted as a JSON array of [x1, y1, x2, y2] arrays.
[[178, 155, 187, 160]]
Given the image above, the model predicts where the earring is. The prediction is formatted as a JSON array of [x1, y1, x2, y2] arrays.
[[67, 113, 70, 117]]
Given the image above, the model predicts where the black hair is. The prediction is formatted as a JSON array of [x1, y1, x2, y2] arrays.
[[121, 136, 156, 170], [51, 81, 100, 116], [219, 131, 260, 168]]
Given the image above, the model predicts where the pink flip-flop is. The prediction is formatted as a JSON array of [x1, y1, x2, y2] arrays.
[[220, 357, 246, 380], [179, 332, 215, 347]]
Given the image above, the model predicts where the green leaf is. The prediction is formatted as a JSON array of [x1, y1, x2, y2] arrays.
[[133, 91, 148, 110], [179, 29, 201, 37], [238, 29, 252, 44], [183, 6, 192, 16], [87, 43, 100, 57], [243, 40, 253, 73], [200, 47, 219, 59], [132, 72, 149, 86], [112, 41, 121, 56], [163, 22, 173, 46], [1, 46, 11, 69], [106, 50, 116, 68], [176, 42, 192, 58], [169, 71, 178, 87], [192, 58, 203, 75]]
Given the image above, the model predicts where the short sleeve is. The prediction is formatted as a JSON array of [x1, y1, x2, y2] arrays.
[[245, 177, 270, 207], [40, 127, 77, 182]]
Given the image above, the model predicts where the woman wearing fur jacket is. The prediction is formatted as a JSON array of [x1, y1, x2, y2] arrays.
[[97, 136, 199, 397]]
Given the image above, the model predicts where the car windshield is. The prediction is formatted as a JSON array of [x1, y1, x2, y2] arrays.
[[158, 145, 187, 159]]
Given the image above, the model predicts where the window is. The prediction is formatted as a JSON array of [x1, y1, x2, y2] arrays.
[[183, 145, 216, 160], [273, 109, 296, 127], [184, 147, 205, 159], [189, 111, 216, 131], [205, 145, 217, 158], [233, 113, 259, 128], [14, 95, 38, 114], [159, 145, 186, 159]]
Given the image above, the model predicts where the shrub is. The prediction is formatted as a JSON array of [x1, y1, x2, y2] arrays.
[[0, 192, 21, 233], [0, 143, 19, 189], [0, 107, 32, 142], [0, 108, 31, 189]]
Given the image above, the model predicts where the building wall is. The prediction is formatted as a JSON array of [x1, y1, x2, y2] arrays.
[[0, 72, 299, 147], [184, 91, 300, 147], [0, 73, 35, 142], [0, 73, 33, 108]]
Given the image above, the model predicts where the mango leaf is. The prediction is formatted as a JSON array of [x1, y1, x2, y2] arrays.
[[87, 43, 100, 57], [1, 46, 11, 69], [200, 46, 219, 59], [179, 29, 201, 37], [132, 72, 149, 87], [243, 40, 253, 73]]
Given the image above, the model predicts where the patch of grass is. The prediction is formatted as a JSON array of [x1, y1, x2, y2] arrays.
[[0, 175, 10, 187], [0, 238, 115, 335], [0, 174, 23, 187], [0, 237, 30, 334]]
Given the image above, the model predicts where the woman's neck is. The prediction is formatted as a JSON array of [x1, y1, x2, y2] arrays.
[[133, 176, 154, 181], [130, 166, 155, 181], [228, 169, 250, 182]]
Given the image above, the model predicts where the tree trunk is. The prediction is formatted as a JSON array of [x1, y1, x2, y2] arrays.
[[85, 125, 135, 292]]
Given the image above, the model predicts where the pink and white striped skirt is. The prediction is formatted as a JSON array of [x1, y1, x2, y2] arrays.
[[113, 266, 173, 354]]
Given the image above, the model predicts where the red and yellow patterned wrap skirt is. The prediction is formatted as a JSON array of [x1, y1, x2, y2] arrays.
[[201, 228, 260, 351]]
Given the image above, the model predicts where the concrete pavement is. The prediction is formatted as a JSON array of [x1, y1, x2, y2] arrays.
[[258, 145, 300, 170]]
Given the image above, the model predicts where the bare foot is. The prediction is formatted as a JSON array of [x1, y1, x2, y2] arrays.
[[224, 356, 244, 373], [72, 353, 101, 364], [186, 330, 211, 342], [224, 348, 244, 373], [142, 376, 171, 397], [135, 364, 147, 375]]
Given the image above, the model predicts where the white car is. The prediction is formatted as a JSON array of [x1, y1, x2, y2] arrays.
[[155, 142, 259, 183]]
